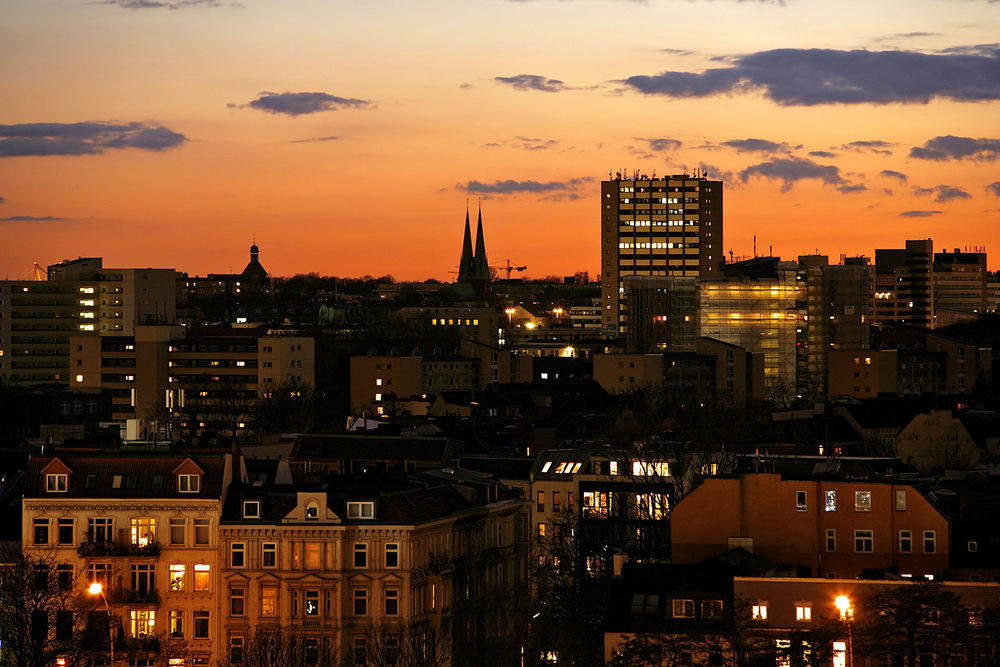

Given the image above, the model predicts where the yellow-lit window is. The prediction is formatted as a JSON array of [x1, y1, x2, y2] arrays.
[[130, 610, 155, 638], [79, 324, 95, 331], [130, 518, 156, 546], [795, 604, 811, 621], [79, 299, 94, 306], [169, 564, 185, 591], [261, 585, 277, 616], [194, 564, 210, 591]]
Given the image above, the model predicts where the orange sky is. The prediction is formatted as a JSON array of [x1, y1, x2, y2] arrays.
[[1, 0, 998, 280]]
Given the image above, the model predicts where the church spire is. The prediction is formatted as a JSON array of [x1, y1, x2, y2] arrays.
[[473, 201, 489, 281], [458, 205, 475, 281]]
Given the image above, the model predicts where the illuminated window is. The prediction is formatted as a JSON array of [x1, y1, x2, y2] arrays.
[[131, 518, 156, 546], [540, 461, 552, 473], [305, 501, 319, 520], [752, 603, 768, 620], [130, 610, 155, 638], [75, 374, 85, 382], [261, 584, 277, 616], [305, 542, 321, 569], [79, 324, 95, 331], [855, 491, 871, 512], [169, 610, 184, 638], [895, 489, 907, 511], [537, 523, 546, 537], [795, 604, 811, 621], [194, 564, 210, 591], [169, 564, 186, 591], [834, 641, 847, 667], [825, 490, 837, 512]]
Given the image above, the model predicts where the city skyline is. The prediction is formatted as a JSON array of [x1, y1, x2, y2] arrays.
[[2, 0, 999, 280]]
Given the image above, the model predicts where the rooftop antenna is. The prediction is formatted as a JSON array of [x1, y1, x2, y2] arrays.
[[753, 235, 757, 257]]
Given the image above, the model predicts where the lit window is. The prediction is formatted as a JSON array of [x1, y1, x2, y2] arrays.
[[540, 461, 552, 473], [75, 374, 85, 383], [305, 590, 319, 616], [169, 610, 184, 638], [130, 518, 156, 546], [895, 489, 907, 511], [825, 490, 837, 512], [795, 604, 812, 621], [194, 564, 210, 591], [305, 542, 321, 569], [261, 584, 277, 616], [130, 610, 155, 638], [169, 564, 186, 591], [855, 491, 871, 512], [305, 501, 319, 520], [752, 603, 768, 620], [79, 324, 95, 331]]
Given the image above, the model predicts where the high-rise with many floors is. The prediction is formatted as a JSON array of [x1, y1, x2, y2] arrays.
[[601, 173, 723, 337]]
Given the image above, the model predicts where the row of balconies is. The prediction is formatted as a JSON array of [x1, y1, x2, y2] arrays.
[[78, 541, 162, 557]]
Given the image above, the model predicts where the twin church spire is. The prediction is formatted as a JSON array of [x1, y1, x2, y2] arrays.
[[458, 203, 489, 284]]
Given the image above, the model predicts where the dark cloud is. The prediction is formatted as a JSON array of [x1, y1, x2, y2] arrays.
[[936, 43, 1000, 57], [514, 136, 559, 151], [988, 182, 1000, 197], [837, 184, 868, 194], [623, 47, 1000, 105], [738, 156, 849, 192], [289, 135, 340, 144], [0, 122, 187, 158], [636, 137, 682, 152], [459, 83, 474, 89], [909, 135, 1000, 161], [839, 140, 894, 155], [459, 177, 590, 195], [900, 210, 943, 218], [0, 215, 67, 221], [913, 184, 972, 202], [720, 138, 795, 153], [0, 196, 5, 203], [232, 92, 372, 116], [808, 150, 836, 158], [697, 163, 735, 184], [494, 74, 567, 92], [882, 32, 940, 40], [98, 0, 241, 8], [661, 48, 697, 56], [880, 169, 907, 182]]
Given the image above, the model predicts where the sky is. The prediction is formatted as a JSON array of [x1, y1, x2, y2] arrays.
[[1, 0, 998, 281]]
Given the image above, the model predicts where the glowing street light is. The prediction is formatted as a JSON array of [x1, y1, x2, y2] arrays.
[[505, 307, 516, 326], [88, 582, 115, 666], [834, 595, 854, 667]]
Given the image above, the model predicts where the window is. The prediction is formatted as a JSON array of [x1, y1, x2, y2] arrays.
[[855, 491, 871, 512], [305, 501, 319, 520], [242, 500, 260, 518], [752, 603, 768, 620], [347, 501, 375, 519], [826, 529, 836, 552], [672, 599, 695, 618], [536, 491, 545, 512], [87, 563, 110, 588], [262, 542, 277, 568], [795, 491, 807, 512], [353, 589, 368, 616], [701, 599, 724, 618], [193, 611, 209, 638], [385, 589, 400, 616], [230, 637, 245, 664], [194, 564, 210, 591], [130, 610, 155, 638], [354, 543, 368, 568], [46, 474, 68, 492], [305, 542, 321, 570], [899, 530, 912, 553], [968, 540, 978, 553], [169, 564, 185, 591], [178, 474, 200, 493], [33, 518, 49, 545], [231, 543, 246, 568], [353, 638, 367, 667], [895, 489, 907, 511], [855, 529, 874, 552], [537, 523, 546, 537], [261, 585, 277, 616], [795, 604, 812, 621], [57, 564, 73, 591], [825, 490, 837, 512], [33, 564, 48, 590], [632, 461, 670, 477], [131, 564, 155, 594], [385, 543, 399, 568], [169, 610, 184, 638], [57, 518, 74, 545], [130, 518, 156, 546], [194, 518, 210, 545], [169, 518, 185, 545], [88, 517, 113, 544], [230, 586, 246, 616], [923, 530, 936, 554]]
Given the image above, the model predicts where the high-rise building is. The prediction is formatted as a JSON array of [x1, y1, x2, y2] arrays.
[[933, 248, 988, 326], [601, 173, 723, 337], [874, 239, 933, 328]]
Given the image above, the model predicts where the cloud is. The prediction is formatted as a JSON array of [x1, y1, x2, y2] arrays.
[[232, 91, 372, 116], [0, 122, 187, 158], [661, 48, 697, 57], [494, 74, 567, 92], [839, 140, 895, 155], [481, 137, 561, 151], [836, 184, 868, 194], [738, 156, 849, 192], [0, 215, 67, 221], [0, 196, 5, 203], [880, 169, 907, 182], [288, 135, 340, 144], [988, 182, 1000, 196], [900, 210, 943, 218], [698, 163, 735, 184], [98, 0, 241, 8], [459, 83, 474, 89], [636, 137, 682, 152], [808, 150, 836, 158], [936, 43, 1000, 57], [913, 184, 972, 202], [720, 138, 795, 153], [909, 135, 1000, 161], [623, 47, 1000, 105], [458, 177, 590, 195]]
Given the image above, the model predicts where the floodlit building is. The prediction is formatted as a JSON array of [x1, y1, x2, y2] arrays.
[[601, 173, 723, 337]]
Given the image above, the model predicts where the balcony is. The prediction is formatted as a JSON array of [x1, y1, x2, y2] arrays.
[[110, 588, 160, 604], [124, 635, 161, 653], [78, 541, 161, 557]]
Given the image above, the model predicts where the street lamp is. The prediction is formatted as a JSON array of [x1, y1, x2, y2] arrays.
[[834, 595, 854, 667], [88, 582, 114, 666], [505, 307, 515, 326]]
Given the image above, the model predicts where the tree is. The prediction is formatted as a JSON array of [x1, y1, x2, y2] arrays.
[[0, 548, 98, 667], [255, 379, 318, 434]]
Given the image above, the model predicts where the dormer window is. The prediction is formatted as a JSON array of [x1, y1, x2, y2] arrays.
[[243, 500, 261, 519], [347, 501, 375, 519], [46, 474, 68, 492], [305, 501, 319, 520], [178, 474, 200, 493]]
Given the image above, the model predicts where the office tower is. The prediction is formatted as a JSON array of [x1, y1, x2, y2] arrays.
[[601, 173, 722, 337], [933, 248, 988, 326], [874, 239, 933, 328], [621, 275, 698, 353]]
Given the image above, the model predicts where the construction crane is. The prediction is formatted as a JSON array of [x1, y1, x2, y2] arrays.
[[19, 262, 45, 281], [500, 258, 527, 280]]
